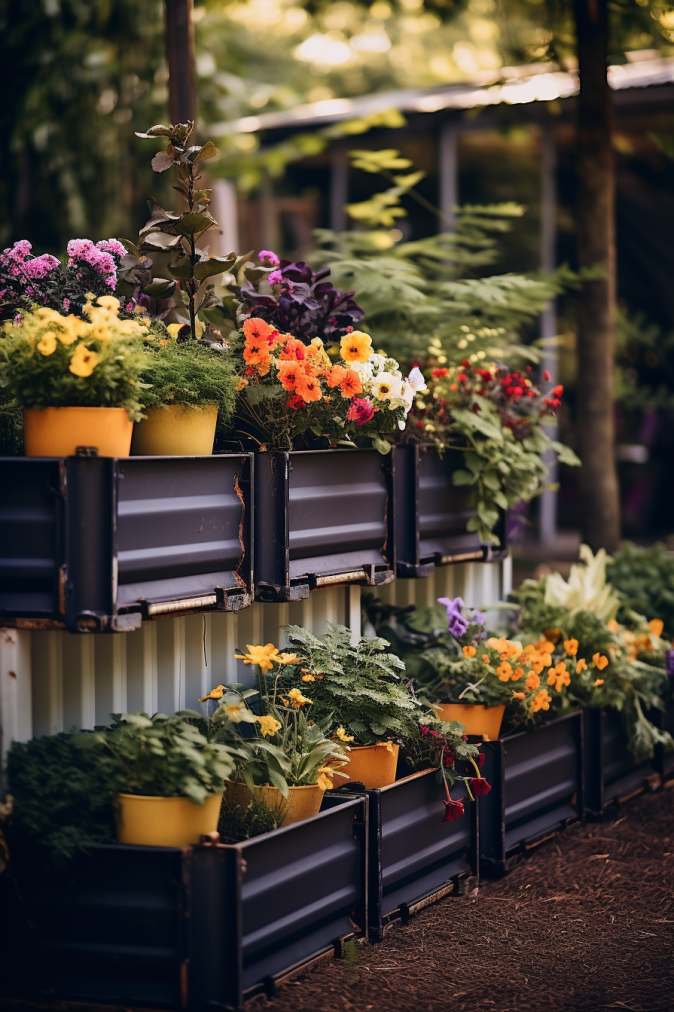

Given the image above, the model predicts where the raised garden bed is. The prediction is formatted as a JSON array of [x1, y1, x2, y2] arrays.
[[0, 453, 252, 634], [582, 708, 658, 816], [254, 449, 395, 602], [0, 795, 366, 1012], [478, 712, 583, 878], [394, 443, 505, 578]]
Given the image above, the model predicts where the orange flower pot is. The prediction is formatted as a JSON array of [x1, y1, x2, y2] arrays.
[[436, 703, 505, 741], [131, 403, 217, 456], [23, 406, 133, 457], [224, 780, 324, 826], [338, 742, 399, 789], [115, 792, 222, 847]]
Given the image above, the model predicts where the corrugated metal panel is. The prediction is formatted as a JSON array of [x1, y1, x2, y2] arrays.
[[0, 562, 506, 761], [583, 709, 655, 813]]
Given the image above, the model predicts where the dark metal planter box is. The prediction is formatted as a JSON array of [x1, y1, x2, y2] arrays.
[[0, 454, 252, 634], [478, 712, 583, 878], [654, 697, 674, 783], [394, 443, 505, 578], [1, 796, 366, 1012], [254, 448, 395, 602], [359, 768, 476, 942], [582, 708, 657, 816]]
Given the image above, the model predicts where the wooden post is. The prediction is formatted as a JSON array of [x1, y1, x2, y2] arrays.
[[539, 120, 558, 545], [439, 121, 458, 231], [573, 0, 620, 551], [330, 144, 349, 233], [164, 0, 196, 126]]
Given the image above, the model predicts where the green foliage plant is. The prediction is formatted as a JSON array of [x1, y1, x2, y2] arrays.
[[5, 732, 117, 866], [608, 542, 674, 637], [138, 332, 236, 422], [77, 712, 237, 805], [0, 297, 149, 420]]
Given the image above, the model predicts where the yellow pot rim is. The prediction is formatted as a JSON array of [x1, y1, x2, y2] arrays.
[[116, 791, 223, 801]]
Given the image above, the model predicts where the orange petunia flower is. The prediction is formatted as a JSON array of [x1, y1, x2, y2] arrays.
[[340, 369, 363, 398], [243, 317, 275, 342], [277, 360, 303, 391], [279, 337, 306, 361], [463, 645, 476, 658], [243, 346, 272, 374], [340, 331, 372, 364], [496, 661, 512, 682], [243, 332, 269, 353], [296, 373, 322, 402], [327, 364, 347, 388], [512, 666, 524, 681]]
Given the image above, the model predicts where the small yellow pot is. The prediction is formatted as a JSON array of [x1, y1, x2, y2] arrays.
[[436, 703, 505, 741], [23, 406, 133, 457], [131, 403, 218, 456], [115, 792, 222, 848], [225, 780, 324, 827], [339, 742, 399, 790]]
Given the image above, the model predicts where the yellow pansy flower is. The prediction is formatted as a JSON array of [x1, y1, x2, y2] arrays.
[[286, 687, 311, 708], [316, 773, 333, 791], [166, 323, 183, 339], [275, 652, 301, 665], [97, 295, 120, 311], [198, 684, 226, 702], [37, 331, 57, 356], [335, 726, 354, 742], [256, 715, 282, 737], [69, 343, 100, 377]]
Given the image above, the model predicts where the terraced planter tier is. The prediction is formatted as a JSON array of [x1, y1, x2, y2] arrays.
[[0, 453, 252, 633], [253, 448, 395, 602], [327, 768, 476, 942], [394, 443, 506, 578], [478, 712, 583, 878], [0, 796, 366, 1012], [582, 708, 658, 816]]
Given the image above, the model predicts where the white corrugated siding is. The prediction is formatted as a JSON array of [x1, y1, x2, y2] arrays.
[[0, 561, 510, 760]]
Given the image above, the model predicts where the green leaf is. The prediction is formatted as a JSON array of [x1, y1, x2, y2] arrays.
[[135, 124, 173, 139], [244, 383, 283, 405], [452, 469, 474, 486], [193, 254, 237, 281], [481, 470, 502, 491], [193, 141, 217, 162], [372, 435, 391, 455], [142, 279, 177, 299], [174, 212, 215, 236], [168, 255, 192, 279]]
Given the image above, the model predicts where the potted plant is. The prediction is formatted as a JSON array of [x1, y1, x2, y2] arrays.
[[201, 649, 350, 825], [77, 712, 237, 848], [0, 294, 148, 457]]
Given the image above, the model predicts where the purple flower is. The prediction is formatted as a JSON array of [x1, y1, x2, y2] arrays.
[[437, 596, 469, 638], [96, 238, 126, 258], [473, 610, 486, 626], [268, 270, 282, 286], [67, 238, 117, 288], [259, 249, 280, 267], [667, 650, 674, 678]]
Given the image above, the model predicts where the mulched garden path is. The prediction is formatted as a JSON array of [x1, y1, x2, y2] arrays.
[[251, 787, 674, 1012]]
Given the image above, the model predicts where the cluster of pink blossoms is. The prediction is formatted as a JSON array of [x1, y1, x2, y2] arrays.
[[0, 240, 60, 281], [66, 238, 125, 288]]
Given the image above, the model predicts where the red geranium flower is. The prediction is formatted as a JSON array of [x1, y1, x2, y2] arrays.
[[469, 777, 491, 797], [442, 798, 465, 823]]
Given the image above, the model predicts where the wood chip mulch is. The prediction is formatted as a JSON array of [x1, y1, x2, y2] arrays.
[[250, 786, 674, 1012]]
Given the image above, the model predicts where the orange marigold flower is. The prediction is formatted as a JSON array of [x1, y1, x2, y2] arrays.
[[592, 653, 609, 671], [563, 638, 579, 656], [593, 678, 605, 687], [243, 317, 275, 342], [482, 654, 490, 663], [512, 691, 526, 700], [576, 658, 588, 674], [512, 666, 524, 681], [649, 618, 664, 638], [540, 652, 552, 667], [327, 364, 347, 388], [277, 360, 303, 391], [463, 645, 477, 658], [340, 369, 363, 398], [496, 661, 512, 682], [525, 672, 540, 691], [340, 330, 372, 364], [547, 669, 556, 686], [296, 373, 322, 403]]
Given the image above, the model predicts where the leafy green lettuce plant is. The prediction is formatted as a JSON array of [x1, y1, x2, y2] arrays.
[[608, 542, 674, 637]]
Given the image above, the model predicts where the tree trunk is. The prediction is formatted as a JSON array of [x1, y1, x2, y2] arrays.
[[573, 0, 620, 552], [164, 0, 196, 126]]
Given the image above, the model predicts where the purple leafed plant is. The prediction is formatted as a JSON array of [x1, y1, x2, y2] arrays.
[[237, 259, 364, 345]]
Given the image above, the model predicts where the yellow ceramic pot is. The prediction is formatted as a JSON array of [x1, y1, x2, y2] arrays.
[[23, 406, 133, 457], [436, 703, 505, 741], [225, 780, 324, 826], [339, 742, 399, 789], [131, 403, 218, 456], [115, 792, 222, 847]]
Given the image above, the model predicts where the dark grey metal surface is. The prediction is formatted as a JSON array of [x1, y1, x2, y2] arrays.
[[479, 713, 582, 877], [368, 769, 475, 940], [0, 454, 253, 632], [0, 458, 62, 617], [254, 449, 395, 601], [583, 708, 656, 814]]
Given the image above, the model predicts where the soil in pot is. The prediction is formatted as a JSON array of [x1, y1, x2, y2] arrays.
[[115, 792, 222, 847], [225, 781, 324, 826], [23, 406, 133, 457], [436, 703, 505, 741], [131, 403, 218, 456], [339, 742, 399, 789]]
